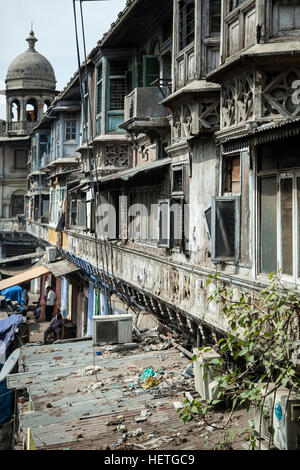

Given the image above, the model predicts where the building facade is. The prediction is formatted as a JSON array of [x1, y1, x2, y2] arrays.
[[0, 31, 57, 259], [26, 0, 300, 344]]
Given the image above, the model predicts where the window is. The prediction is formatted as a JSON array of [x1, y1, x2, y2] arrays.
[[69, 198, 86, 228], [11, 195, 24, 217], [26, 99, 38, 122], [223, 155, 241, 194], [83, 80, 89, 123], [109, 61, 127, 110], [179, 0, 195, 51], [158, 199, 171, 247], [272, 0, 300, 36], [259, 171, 300, 278], [229, 0, 248, 12], [15, 150, 27, 169], [210, 0, 221, 35], [211, 197, 240, 261], [70, 199, 78, 226], [39, 134, 50, 158], [65, 118, 77, 142], [137, 56, 160, 88], [96, 65, 103, 115], [82, 80, 89, 142], [11, 100, 20, 122], [257, 138, 300, 278], [56, 121, 60, 158], [172, 166, 185, 194]]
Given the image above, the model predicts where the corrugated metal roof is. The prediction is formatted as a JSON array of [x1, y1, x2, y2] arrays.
[[7, 339, 196, 450]]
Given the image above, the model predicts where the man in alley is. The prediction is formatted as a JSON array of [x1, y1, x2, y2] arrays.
[[43, 309, 64, 344]]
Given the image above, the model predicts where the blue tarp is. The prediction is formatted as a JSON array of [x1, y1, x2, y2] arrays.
[[1, 286, 23, 310], [0, 364, 13, 427], [0, 315, 22, 427], [0, 315, 22, 355]]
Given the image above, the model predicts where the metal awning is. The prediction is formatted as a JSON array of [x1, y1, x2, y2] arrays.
[[0, 259, 79, 291], [43, 259, 80, 277], [99, 157, 171, 183]]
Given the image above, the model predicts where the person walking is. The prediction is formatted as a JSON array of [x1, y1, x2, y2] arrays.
[[45, 286, 56, 322]]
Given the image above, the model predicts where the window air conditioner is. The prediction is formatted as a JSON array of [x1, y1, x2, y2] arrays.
[[46, 246, 57, 263], [254, 384, 300, 450], [193, 348, 220, 401], [92, 314, 133, 345]]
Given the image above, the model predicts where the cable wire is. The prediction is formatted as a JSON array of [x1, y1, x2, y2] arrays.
[[72, 0, 112, 315], [79, 0, 113, 315]]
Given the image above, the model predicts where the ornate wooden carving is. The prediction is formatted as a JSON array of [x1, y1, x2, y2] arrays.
[[262, 68, 300, 118], [104, 144, 131, 168]]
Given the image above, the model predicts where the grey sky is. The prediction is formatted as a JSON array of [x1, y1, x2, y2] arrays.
[[0, 0, 126, 119]]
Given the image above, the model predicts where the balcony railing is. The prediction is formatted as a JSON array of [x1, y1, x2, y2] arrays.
[[124, 86, 171, 124], [7, 121, 37, 135]]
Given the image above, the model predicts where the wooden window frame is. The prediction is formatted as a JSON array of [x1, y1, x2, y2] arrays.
[[258, 168, 300, 283], [158, 199, 171, 248], [211, 196, 241, 262], [178, 0, 195, 52]]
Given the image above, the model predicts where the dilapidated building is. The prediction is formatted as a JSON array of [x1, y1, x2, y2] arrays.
[[24, 0, 300, 346]]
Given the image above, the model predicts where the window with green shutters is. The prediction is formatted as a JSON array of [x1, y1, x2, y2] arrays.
[[137, 56, 160, 87], [96, 65, 103, 115], [83, 80, 89, 123]]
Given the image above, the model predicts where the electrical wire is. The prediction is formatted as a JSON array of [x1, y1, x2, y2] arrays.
[[72, 0, 112, 315], [78, 0, 113, 315], [72, 1, 164, 323]]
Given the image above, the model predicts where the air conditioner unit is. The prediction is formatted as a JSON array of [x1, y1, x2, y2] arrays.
[[46, 246, 57, 263], [92, 314, 133, 345], [193, 348, 220, 400], [254, 384, 300, 450]]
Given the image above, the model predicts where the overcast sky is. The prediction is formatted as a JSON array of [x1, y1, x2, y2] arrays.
[[0, 0, 126, 120]]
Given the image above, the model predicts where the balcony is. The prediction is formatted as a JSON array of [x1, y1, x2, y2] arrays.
[[7, 121, 37, 136], [120, 85, 171, 138]]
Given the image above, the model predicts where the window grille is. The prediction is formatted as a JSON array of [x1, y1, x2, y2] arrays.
[[179, 0, 195, 51]]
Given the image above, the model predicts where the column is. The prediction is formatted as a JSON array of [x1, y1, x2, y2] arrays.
[[39, 275, 47, 321], [54, 276, 61, 313]]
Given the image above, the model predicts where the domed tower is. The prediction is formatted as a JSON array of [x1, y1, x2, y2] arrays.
[[5, 30, 57, 136]]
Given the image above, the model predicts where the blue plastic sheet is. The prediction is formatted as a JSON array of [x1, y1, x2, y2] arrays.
[[0, 364, 13, 427], [1, 286, 23, 310], [0, 315, 21, 427], [0, 315, 22, 355]]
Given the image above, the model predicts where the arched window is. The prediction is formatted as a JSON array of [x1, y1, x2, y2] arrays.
[[11, 100, 21, 122], [149, 38, 161, 56], [43, 100, 51, 114], [26, 99, 38, 122]]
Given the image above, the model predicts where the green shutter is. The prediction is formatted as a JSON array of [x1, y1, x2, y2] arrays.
[[143, 56, 160, 87], [137, 63, 143, 87]]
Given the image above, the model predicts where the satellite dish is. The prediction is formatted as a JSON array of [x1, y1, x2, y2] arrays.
[[0, 348, 20, 382]]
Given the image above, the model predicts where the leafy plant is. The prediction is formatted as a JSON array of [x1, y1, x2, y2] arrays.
[[177, 272, 300, 449]]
